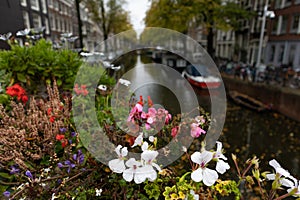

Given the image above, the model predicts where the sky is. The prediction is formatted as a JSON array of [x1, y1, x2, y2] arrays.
[[123, 0, 151, 33]]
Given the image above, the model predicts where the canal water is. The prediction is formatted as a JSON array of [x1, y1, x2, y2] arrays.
[[110, 53, 300, 178]]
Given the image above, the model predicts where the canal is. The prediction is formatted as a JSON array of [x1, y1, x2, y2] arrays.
[[109, 52, 300, 179]]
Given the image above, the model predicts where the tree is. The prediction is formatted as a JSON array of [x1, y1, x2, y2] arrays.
[[145, 0, 253, 57], [84, 0, 133, 42]]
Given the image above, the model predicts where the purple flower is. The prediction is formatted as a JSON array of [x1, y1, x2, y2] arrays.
[[59, 127, 67, 133], [10, 165, 20, 174], [71, 132, 76, 137], [25, 170, 33, 179], [64, 160, 75, 173], [57, 162, 63, 168], [3, 191, 10, 197], [73, 150, 84, 165]]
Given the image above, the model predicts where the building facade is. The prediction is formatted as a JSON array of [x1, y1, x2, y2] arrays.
[[0, 0, 102, 52], [265, 0, 300, 69]]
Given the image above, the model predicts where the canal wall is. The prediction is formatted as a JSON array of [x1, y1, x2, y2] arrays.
[[222, 75, 300, 122]]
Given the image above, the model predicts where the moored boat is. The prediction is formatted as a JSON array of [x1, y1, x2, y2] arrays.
[[182, 65, 222, 89], [228, 91, 267, 112]]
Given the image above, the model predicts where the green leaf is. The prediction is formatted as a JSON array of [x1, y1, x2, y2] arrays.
[[0, 172, 11, 179], [17, 73, 27, 83]]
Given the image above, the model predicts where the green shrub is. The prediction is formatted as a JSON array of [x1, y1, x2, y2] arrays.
[[0, 39, 82, 96]]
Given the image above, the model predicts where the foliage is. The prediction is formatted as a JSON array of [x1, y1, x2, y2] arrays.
[[0, 39, 82, 95], [83, 0, 134, 43], [144, 0, 254, 56], [0, 60, 300, 199]]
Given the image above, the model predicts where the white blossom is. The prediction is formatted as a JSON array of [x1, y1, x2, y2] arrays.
[[108, 145, 128, 173], [214, 141, 230, 174], [95, 188, 103, 196], [191, 151, 218, 186], [131, 133, 143, 148]]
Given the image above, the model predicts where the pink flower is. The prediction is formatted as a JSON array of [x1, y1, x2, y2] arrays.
[[190, 123, 206, 138], [171, 126, 179, 138]]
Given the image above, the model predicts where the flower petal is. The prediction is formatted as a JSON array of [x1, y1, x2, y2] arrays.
[[202, 168, 218, 186], [122, 168, 134, 182], [108, 159, 125, 173], [216, 160, 230, 174], [191, 168, 203, 182]]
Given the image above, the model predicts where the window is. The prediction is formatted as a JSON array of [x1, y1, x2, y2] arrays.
[[30, 0, 40, 11], [32, 13, 41, 28], [41, 0, 47, 13], [54, 0, 59, 10], [21, 0, 27, 7], [274, 0, 282, 9], [289, 45, 295, 64], [269, 45, 275, 62], [23, 11, 30, 29], [48, 0, 53, 7], [284, 0, 292, 7], [271, 18, 279, 34], [278, 45, 285, 63], [45, 18, 50, 34], [291, 14, 300, 34], [280, 15, 288, 34]]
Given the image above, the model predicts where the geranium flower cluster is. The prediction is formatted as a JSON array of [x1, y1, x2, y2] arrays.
[[108, 134, 161, 184], [127, 96, 172, 134], [171, 115, 206, 138], [190, 141, 230, 186], [6, 83, 28, 104], [266, 159, 300, 197], [74, 84, 89, 96]]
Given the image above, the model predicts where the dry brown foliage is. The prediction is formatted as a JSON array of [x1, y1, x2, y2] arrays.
[[0, 81, 71, 170]]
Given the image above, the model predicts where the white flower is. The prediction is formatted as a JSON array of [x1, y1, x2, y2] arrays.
[[95, 188, 103, 196], [119, 78, 131, 86], [186, 190, 199, 200], [122, 158, 144, 184], [44, 168, 51, 173], [131, 133, 143, 148], [287, 177, 300, 197], [98, 84, 107, 91], [266, 159, 294, 188], [51, 193, 59, 200], [191, 151, 218, 186], [214, 141, 230, 174], [140, 150, 161, 182], [149, 136, 155, 143], [182, 146, 187, 153], [108, 145, 128, 173], [141, 141, 149, 151]]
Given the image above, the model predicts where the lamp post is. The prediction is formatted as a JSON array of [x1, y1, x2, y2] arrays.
[[256, 0, 275, 68]]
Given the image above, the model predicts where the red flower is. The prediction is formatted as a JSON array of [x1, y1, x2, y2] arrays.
[[147, 96, 153, 107], [47, 108, 52, 116], [138, 95, 144, 106], [21, 95, 28, 104], [50, 116, 55, 123], [6, 84, 28, 104], [56, 134, 65, 140], [82, 89, 89, 96], [61, 140, 68, 148], [55, 134, 68, 148], [74, 84, 89, 96]]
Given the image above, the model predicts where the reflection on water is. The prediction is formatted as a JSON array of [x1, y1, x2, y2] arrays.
[[222, 101, 300, 178], [112, 54, 300, 178]]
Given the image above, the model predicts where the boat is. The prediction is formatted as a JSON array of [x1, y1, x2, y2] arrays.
[[228, 91, 267, 112], [182, 65, 222, 89]]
